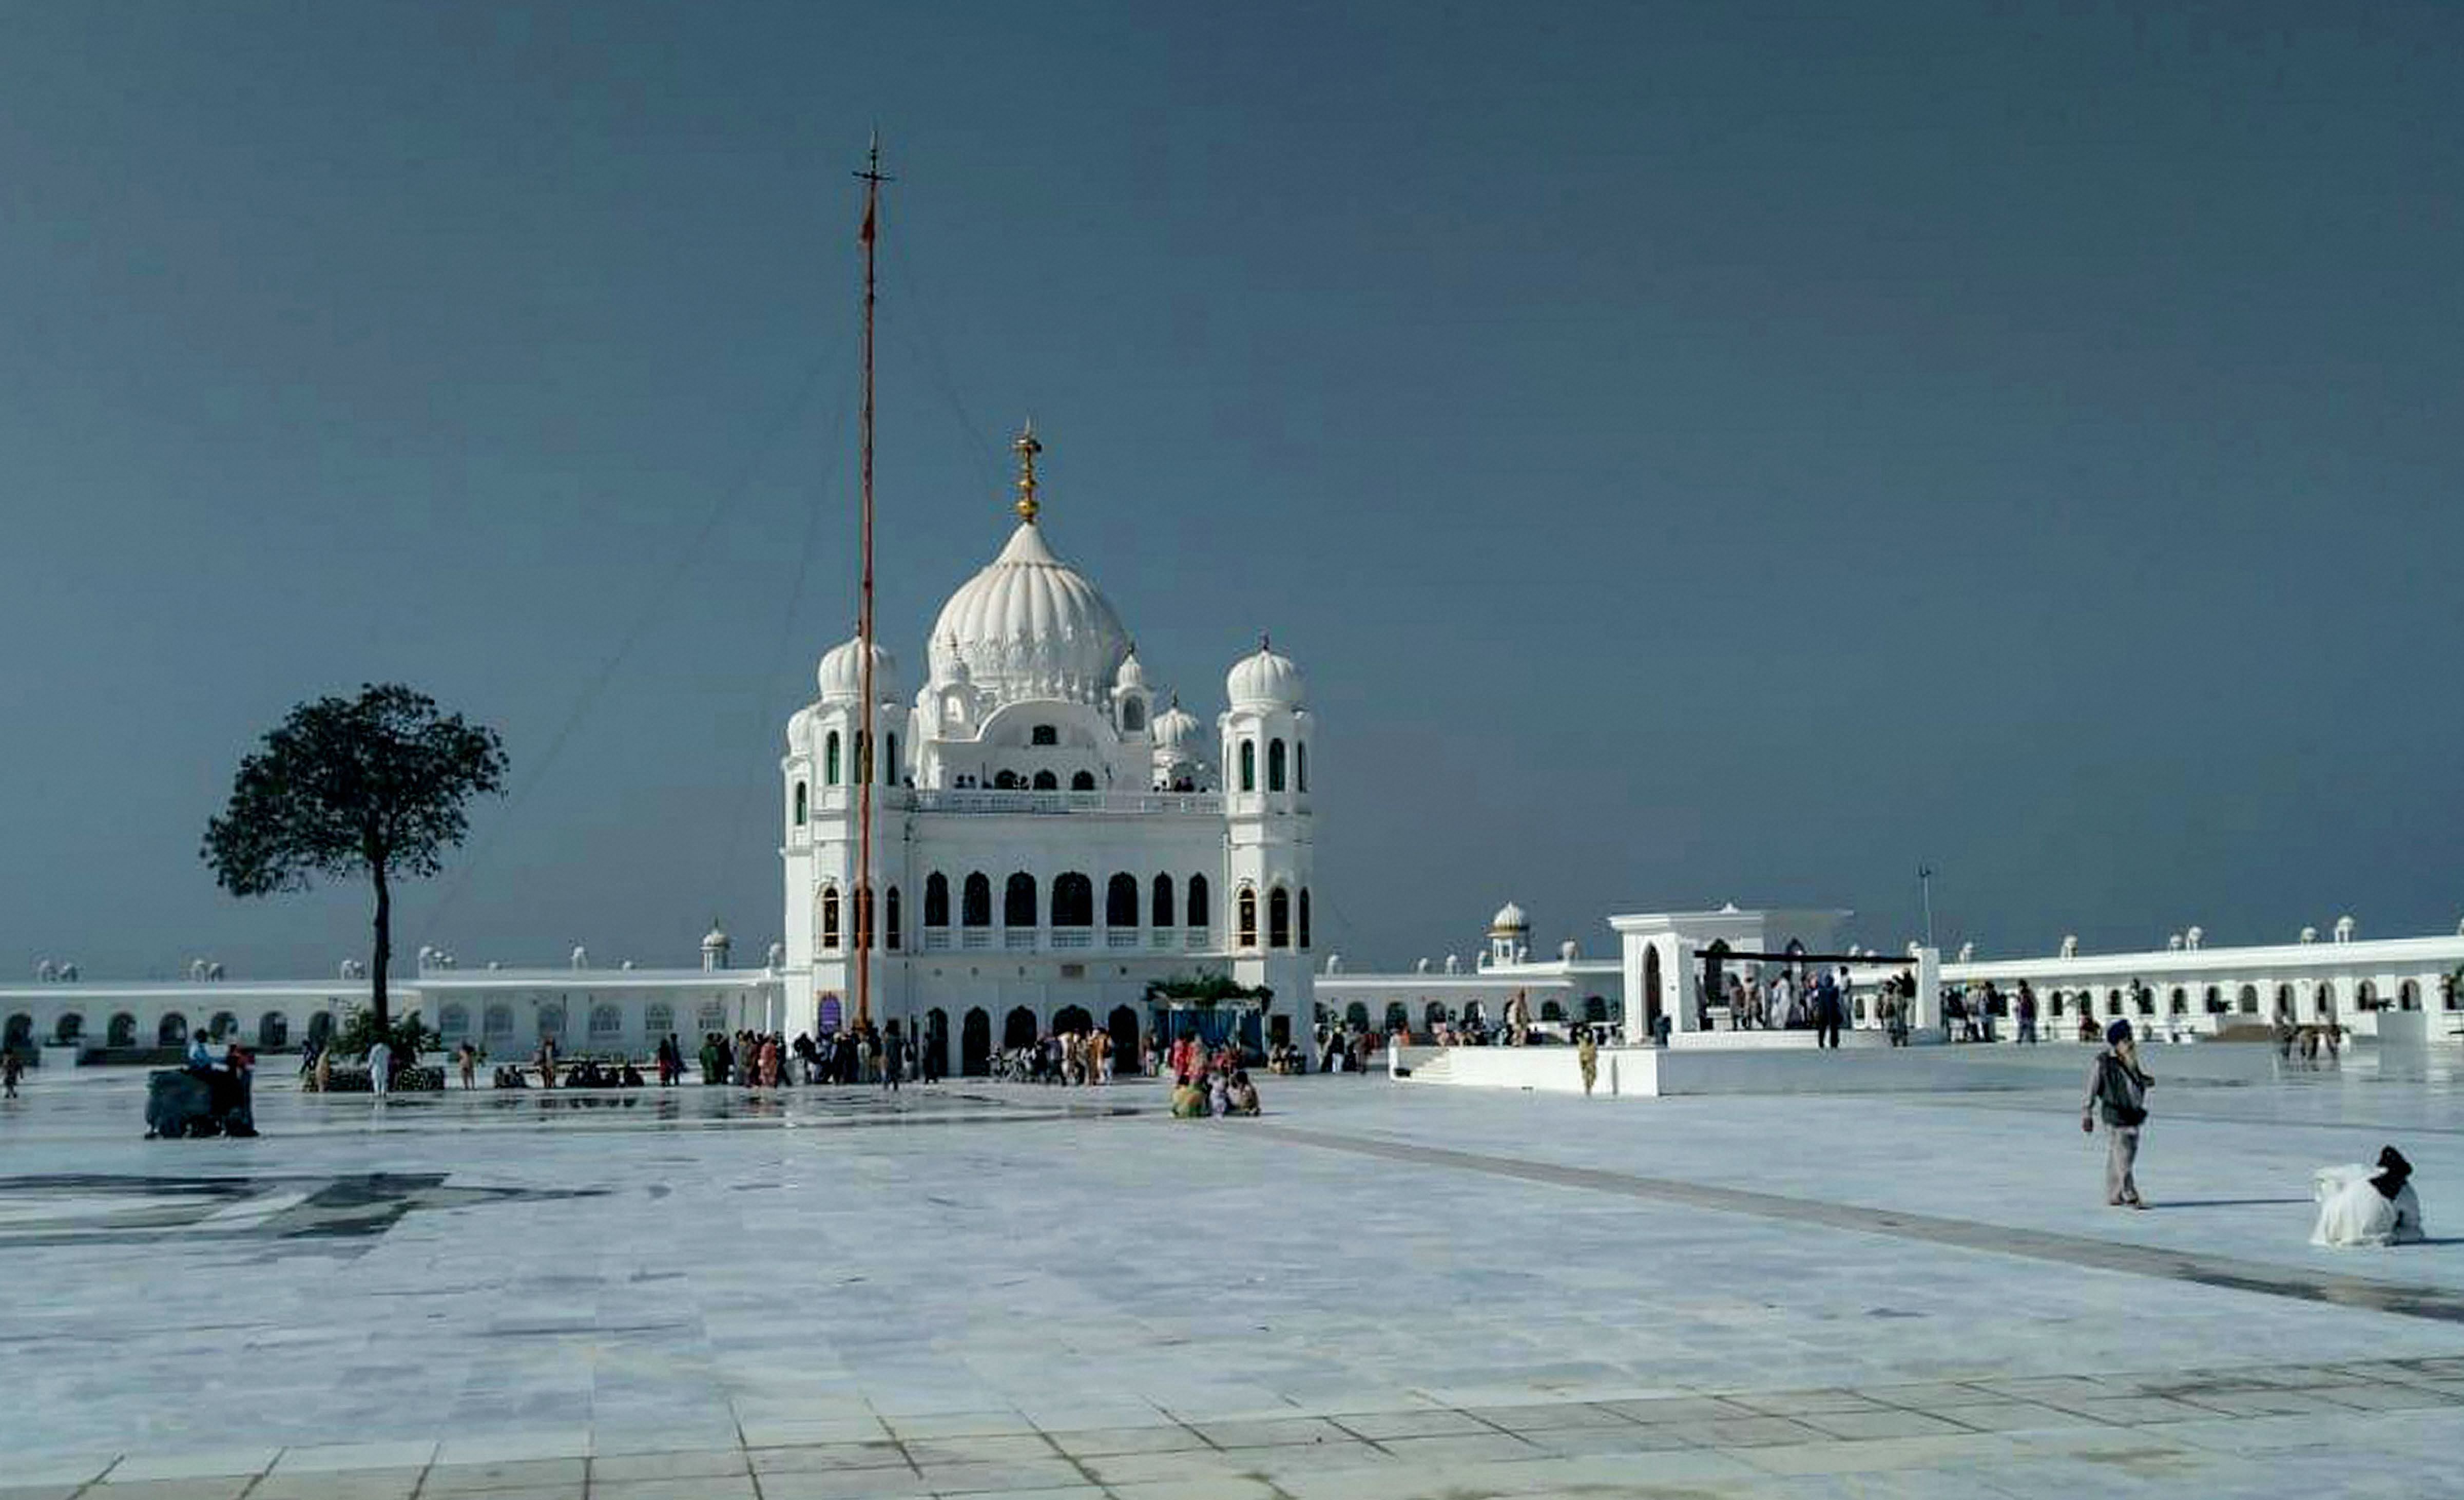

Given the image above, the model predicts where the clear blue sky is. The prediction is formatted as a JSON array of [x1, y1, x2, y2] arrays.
[[3, 2, 2458, 979]]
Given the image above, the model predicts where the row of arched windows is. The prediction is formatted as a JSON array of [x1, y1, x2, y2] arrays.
[[912, 872, 1213, 930], [818, 884, 905, 950], [2029, 977, 2438, 1022], [790, 729, 903, 828], [1235, 737, 1307, 794], [1234, 884, 1312, 950]]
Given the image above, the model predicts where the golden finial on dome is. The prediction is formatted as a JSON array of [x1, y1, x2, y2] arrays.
[[1012, 419, 1042, 524]]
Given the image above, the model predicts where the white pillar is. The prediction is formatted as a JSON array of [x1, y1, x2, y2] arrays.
[[1913, 947, 1942, 1036], [1669, 940, 1702, 1034]]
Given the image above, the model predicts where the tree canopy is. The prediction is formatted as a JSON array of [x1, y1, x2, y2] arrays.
[[202, 683, 507, 1029]]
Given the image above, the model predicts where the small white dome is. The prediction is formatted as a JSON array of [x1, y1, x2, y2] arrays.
[[701, 922, 729, 950], [1151, 697, 1202, 751], [1114, 648, 1148, 692], [1490, 901, 1529, 933], [1226, 639, 1305, 710], [818, 636, 898, 703]]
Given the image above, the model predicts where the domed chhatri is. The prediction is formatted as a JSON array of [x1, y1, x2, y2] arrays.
[[1226, 637, 1306, 710], [1490, 901, 1530, 935], [817, 636, 898, 703], [781, 421, 1322, 1068]]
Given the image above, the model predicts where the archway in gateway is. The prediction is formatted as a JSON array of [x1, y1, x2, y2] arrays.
[[960, 1008, 991, 1075], [1052, 1004, 1093, 1035], [1107, 1005, 1139, 1065], [1003, 1006, 1038, 1050], [926, 1009, 950, 1078]]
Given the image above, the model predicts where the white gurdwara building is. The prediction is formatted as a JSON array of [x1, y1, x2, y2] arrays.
[[779, 429, 1318, 1073]]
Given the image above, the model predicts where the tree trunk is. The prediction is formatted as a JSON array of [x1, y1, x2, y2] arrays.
[[371, 867, 392, 1033]]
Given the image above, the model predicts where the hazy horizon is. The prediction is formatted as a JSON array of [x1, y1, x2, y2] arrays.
[[4, 2, 2459, 981]]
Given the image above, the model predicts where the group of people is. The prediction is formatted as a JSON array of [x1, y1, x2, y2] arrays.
[[997, 1027, 1118, 1085], [1165, 1034, 1262, 1117], [1707, 967, 1855, 1047]]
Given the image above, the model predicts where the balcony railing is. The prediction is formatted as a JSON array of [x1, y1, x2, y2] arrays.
[[909, 789, 1223, 816], [911, 924, 1211, 956]]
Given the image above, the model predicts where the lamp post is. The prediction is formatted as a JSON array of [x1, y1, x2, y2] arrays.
[[1919, 867, 1936, 952]]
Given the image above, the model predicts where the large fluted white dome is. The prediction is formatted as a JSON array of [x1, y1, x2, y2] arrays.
[[818, 636, 898, 703], [1227, 642, 1305, 710], [929, 523, 1130, 705]]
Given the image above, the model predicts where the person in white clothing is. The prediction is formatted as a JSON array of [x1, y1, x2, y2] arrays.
[[2314, 1146, 2423, 1247], [367, 1039, 393, 1100]]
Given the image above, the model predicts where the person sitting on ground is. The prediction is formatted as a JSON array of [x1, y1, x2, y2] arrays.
[[1207, 1068, 1233, 1117], [2314, 1146, 2424, 1247], [1224, 1070, 1261, 1117], [620, 1062, 645, 1087], [1169, 1072, 1210, 1118]]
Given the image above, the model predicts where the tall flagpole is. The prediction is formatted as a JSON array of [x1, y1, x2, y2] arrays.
[[854, 134, 890, 1030]]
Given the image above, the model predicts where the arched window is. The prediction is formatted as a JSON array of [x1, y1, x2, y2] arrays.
[[821, 886, 841, 949], [158, 1012, 188, 1045], [696, 1001, 725, 1032], [2276, 983, 2296, 1018], [793, 781, 807, 826], [1122, 700, 1144, 733], [825, 730, 841, 785], [1186, 874, 1210, 930], [2203, 985, 2222, 1014], [2401, 979, 2421, 1011], [1032, 770, 1059, 791], [1542, 999, 1564, 1021], [1052, 872, 1094, 928], [993, 770, 1019, 790], [645, 1002, 673, 1035], [1031, 725, 1058, 746], [209, 1010, 238, 1040], [2238, 984, 2259, 1014], [1239, 740, 1257, 792], [1269, 887, 1293, 948], [924, 873, 951, 928], [1106, 873, 1139, 928], [885, 733, 898, 783], [1298, 887, 1312, 949], [1268, 738, 1287, 792], [590, 1005, 623, 1037], [537, 1003, 565, 1039], [1238, 886, 1259, 947], [53, 1012, 85, 1045], [1296, 742, 1308, 792], [962, 872, 992, 927], [108, 1012, 137, 1047], [485, 1004, 514, 1039], [439, 1004, 470, 1040], [1005, 873, 1038, 928], [1152, 873, 1175, 928], [1070, 770, 1096, 791], [2169, 987, 2187, 1015], [886, 886, 902, 950], [257, 1011, 287, 1048]]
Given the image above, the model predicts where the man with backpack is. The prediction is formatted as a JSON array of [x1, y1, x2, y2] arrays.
[[2083, 1019, 2152, 1207]]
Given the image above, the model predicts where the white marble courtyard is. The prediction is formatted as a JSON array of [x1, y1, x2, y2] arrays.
[[6, 1054, 2464, 1499]]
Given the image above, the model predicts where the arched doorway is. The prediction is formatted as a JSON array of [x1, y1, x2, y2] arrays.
[[961, 1008, 991, 1075], [1583, 995, 1608, 1024], [2275, 984, 2295, 1020], [2316, 979, 2338, 1020], [108, 1012, 137, 1047], [1344, 1001, 1370, 1027], [305, 1012, 334, 1050], [1644, 946, 1664, 1031], [2239, 984, 2259, 1014], [1107, 1005, 1139, 1069], [209, 1010, 239, 1040], [258, 1012, 290, 1049], [1541, 999, 1565, 1022], [1384, 1003, 1410, 1032], [158, 1012, 189, 1046], [1423, 1001, 1447, 1029], [54, 1013, 85, 1045], [1052, 1004, 1093, 1035], [2, 1014, 31, 1053], [1003, 1006, 1039, 1050], [926, 1009, 950, 1078]]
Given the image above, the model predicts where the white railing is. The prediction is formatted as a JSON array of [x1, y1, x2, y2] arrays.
[[961, 930, 991, 950], [1107, 931, 1140, 949], [1005, 931, 1037, 951], [909, 789, 1223, 816], [1151, 930, 1175, 949], [1052, 929, 1093, 950], [923, 930, 952, 951], [1185, 930, 1209, 950]]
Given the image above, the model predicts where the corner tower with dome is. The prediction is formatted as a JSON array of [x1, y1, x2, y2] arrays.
[[780, 427, 1318, 1073]]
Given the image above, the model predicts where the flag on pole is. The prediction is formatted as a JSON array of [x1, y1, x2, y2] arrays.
[[860, 198, 876, 245]]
